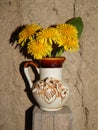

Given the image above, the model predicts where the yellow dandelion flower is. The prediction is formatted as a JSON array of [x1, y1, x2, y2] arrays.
[[57, 23, 78, 39], [18, 24, 42, 46], [60, 36, 79, 52], [56, 24, 79, 51], [36, 27, 61, 45], [27, 40, 52, 59]]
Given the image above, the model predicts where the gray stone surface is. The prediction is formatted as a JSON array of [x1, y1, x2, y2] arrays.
[[0, 0, 98, 130], [33, 106, 72, 130]]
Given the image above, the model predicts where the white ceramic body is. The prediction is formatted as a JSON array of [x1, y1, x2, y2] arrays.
[[24, 57, 69, 111], [40, 68, 62, 80], [24, 66, 69, 111]]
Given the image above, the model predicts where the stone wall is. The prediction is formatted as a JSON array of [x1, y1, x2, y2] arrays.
[[0, 0, 98, 130]]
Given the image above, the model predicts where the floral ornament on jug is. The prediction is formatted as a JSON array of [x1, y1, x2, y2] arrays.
[[33, 77, 69, 104], [10, 17, 84, 111]]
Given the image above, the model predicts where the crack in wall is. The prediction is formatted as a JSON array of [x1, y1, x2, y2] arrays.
[[78, 69, 89, 129], [73, 1, 89, 129], [74, 62, 89, 130], [52, 7, 59, 15], [73, 0, 76, 17], [77, 49, 89, 130], [52, 1, 59, 15], [74, 75, 81, 96], [84, 106, 89, 128]]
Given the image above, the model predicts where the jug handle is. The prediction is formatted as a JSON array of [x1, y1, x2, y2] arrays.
[[23, 61, 39, 89]]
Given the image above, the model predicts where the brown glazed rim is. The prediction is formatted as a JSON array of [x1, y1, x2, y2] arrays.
[[40, 57, 66, 61], [40, 57, 66, 68]]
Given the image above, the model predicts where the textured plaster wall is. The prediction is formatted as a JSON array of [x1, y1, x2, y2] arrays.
[[0, 0, 98, 130]]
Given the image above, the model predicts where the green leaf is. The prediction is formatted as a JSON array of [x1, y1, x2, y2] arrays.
[[55, 47, 64, 57], [66, 17, 84, 38]]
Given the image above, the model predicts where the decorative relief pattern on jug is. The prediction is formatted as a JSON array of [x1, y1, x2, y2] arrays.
[[33, 77, 69, 104]]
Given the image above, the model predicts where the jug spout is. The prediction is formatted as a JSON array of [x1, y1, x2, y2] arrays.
[[24, 61, 39, 89]]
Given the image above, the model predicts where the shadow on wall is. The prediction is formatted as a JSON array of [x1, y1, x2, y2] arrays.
[[9, 25, 33, 59], [10, 27, 40, 130], [19, 61, 40, 130]]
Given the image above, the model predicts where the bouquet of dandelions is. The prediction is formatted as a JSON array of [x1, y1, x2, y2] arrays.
[[15, 17, 83, 60]]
